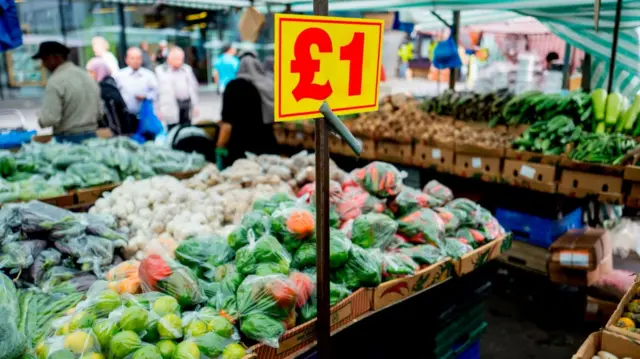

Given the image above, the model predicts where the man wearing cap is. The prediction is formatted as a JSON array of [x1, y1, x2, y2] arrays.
[[33, 41, 101, 142]]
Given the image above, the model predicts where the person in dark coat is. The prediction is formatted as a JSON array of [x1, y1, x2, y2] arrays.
[[86, 57, 137, 135], [218, 50, 278, 167]]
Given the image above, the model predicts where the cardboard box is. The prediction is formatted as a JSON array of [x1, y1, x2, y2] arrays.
[[238, 7, 265, 42], [40, 193, 75, 208], [250, 288, 371, 359], [584, 296, 618, 324], [606, 279, 640, 341], [369, 259, 453, 311], [497, 240, 548, 274], [502, 159, 557, 193], [284, 130, 304, 147], [453, 154, 501, 182], [558, 170, 624, 204], [75, 183, 118, 205], [548, 229, 613, 287], [375, 141, 413, 165], [413, 143, 454, 173], [274, 127, 287, 145], [455, 142, 505, 158], [302, 134, 315, 150], [454, 235, 512, 276], [573, 331, 640, 359], [328, 136, 343, 154], [624, 165, 640, 182], [627, 182, 640, 208], [505, 148, 563, 165]]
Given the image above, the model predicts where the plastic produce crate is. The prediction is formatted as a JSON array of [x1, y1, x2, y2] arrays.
[[456, 340, 480, 359], [495, 206, 583, 248]]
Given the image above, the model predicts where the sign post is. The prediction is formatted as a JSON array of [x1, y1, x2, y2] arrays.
[[274, 8, 383, 357]]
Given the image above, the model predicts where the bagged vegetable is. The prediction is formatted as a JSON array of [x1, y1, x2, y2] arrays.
[[389, 187, 443, 217], [271, 205, 315, 252], [349, 213, 398, 250], [0, 239, 47, 275], [332, 245, 382, 290], [228, 211, 272, 251], [400, 245, 445, 266], [352, 161, 403, 198], [293, 270, 351, 325], [441, 238, 474, 259], [423, 180, 454, 203], [106, 260, 141, 294], [235, 231, 291, 276], [236, 275, 297, 347], [455, 228, 487, 248], [139, 254, 205, 306], [396, 209, 445, 245], [0, 273, 27, 359], [252, 193, 294, 216], [30, 248, 62, 284], [434, 207, 461, 233], [335, 187, 386, 222], [297, 181, 343, 205], [175, 235, 234, 280], [291, 228, 351, 269], [378, 252, 419, 280]]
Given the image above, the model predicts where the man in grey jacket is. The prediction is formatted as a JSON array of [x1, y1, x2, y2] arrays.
[[155, 47, 199, 129], [34, 41, 100, 142]]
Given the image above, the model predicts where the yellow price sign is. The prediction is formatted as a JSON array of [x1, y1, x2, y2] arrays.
[[274, 14, 384, 122]]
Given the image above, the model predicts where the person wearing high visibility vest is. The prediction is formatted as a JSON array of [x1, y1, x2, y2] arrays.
[[398, 39, 414, 79]]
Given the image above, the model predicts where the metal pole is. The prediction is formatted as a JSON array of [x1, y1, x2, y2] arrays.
[[581, 53, 591, 92], [58, 0, 67, 43], [561, 43, 571, 90], [117, 3, 128, 65], [313, 0, 330, 357], [607, 0, 623, 93], [448, 10, 460, 90]]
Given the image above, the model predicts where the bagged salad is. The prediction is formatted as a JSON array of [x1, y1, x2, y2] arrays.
[[235, 231, 291, 276], [351, 162, 403, 198]]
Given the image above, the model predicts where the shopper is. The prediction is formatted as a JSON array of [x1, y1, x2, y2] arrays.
[[140, 41, 153, 70], [219, 50, 278, 167], [33, 41, 100, 142], [155, 40, 169, 65], [213, 43, 239, 93], [86, 57, 135, 135], [114, 47, 158, 117], [91, 36, 119, 75], [156, 47, 199, 129]]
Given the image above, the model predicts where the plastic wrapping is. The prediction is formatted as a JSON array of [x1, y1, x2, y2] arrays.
[[349, 213, 398, 250], [441, 238, 474, 259], [607, 219, 640, 259], [175, 235, 234, 280], [271, 205, 315, 253], [379, 252, 419, 280], [396, 209, 446, 245], [297, 181, 343, 205], [139, 254, 205, 307], [454, 228, 487, 248], [235, 231, 291, 276], [389, 187, 444, 217], [65, 162, 120, 188], [335, 187, 386, 221], [332, 245, 382, 290], [434, 207, 461, 233], [400, 245, 446, 266], [106, 260, 141, 294], [0, 239, 47, 275], [294, 271, 351, 325], [228, 211, 272, 251], [291, 228, 351, 269], [423, 180, 454, 203], [236, 274, 297, 347], [30, 248, 63, 284], [251, 193, 294, 216], [0, 273, 27, 359], [351, 161, 403, 198]]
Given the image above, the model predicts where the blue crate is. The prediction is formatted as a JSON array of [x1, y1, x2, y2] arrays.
[[456, 341, 480, 359], [495, 207, 583, 248]]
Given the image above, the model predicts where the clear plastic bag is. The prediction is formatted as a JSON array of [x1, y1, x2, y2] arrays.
[[332, 245, 382, 290], [0, 239, 47, 275], [106, 260, 141, 294], [349, 213, 398, 250], [379, 252, 419, 281], [0, 273, 27, 359], [227, 211, 272, 251], [335, 187, 386, 222], [236, 274, 297, 347], [423, 180, 454, 203], [296, 181, 343, 205], [175, 235, 234, 280], [139, 254, 205, 307], [396, 208, 445, 245], [400, 245, 445, 266], [270, 205, 315, 253], [389, 187, 444, 217], [351, 161, 404, 198], [291, 228, 351, 269], [235, 230, 292, 276], [293, 271, 351, 325], [30, 248, 62, 284]]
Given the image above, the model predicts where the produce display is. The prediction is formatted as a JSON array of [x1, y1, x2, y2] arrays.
[[421, 89, 514, 125], [614, 289, 640, 334], [512, 115, 581, 155], [0, 137, 206, 203]]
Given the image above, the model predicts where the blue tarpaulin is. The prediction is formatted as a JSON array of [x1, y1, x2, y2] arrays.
[[0, 0, 23, 52]]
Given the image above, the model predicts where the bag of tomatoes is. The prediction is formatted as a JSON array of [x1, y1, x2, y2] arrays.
[[236, 274, 297, 347]]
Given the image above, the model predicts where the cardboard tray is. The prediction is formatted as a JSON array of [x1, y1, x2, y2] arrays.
[[413, 143, 454, 173], [558, 170, 624, 204], [368, 258, 453, 311], [74, 183, 119, 205], [501, 159, 557, 193], [452, 154, 502, 182], [497, 240, 548, 274], [560, 157, 626, 177], [250, 288, 371, 359], [453, 235, 512, 276], [573, 330, 640, 359], [284, 130, 305, 147], [585, 296, 619, 325], [504, 148, 563, 165], [624, 165, 640, 182], [606, 279, 640, 341], [375, 141, 413, 165], [627, 182, 640, 208], [455, 142, 505, 158], [39, 193, 76, 208]]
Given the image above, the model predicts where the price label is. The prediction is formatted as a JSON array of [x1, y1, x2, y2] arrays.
[[519, 165, 536, 179], [274, 14, 384, 122], [471, 157, 482, 169], [431, 148, 442, 159]]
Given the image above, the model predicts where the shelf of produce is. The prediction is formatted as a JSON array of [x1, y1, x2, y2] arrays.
[[605, 278, 640, 341], [558, 169, 624, 204], [501, 159, 557, 193], [74, 183, 119, 205], [453, 235, 512, 276], [375, 140, 413, 164], [250, 288, 371, 359]]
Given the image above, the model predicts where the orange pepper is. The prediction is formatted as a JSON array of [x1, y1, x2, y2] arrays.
[[286, 210, 315, 236]]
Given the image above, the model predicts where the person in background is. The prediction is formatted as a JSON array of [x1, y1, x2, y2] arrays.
[[92, 36, 119, 74], [156, 47, 199, 129], [155, 40, 169, 65], [398, 36, 414, 79], [218, 50, 278, 167], [86, 57, 134, 135], [33, 41, 100, 142], [213, 44, 239, 94], [545, 51, 560, 70], [140, 41, 153, 70], [114, 47, 158, 119]]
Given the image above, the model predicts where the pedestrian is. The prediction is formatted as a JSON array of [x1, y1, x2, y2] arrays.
[[33, 41, 100, 142], [213, 43, 240, 94], [218, 50, 278, 167], [91, 36, 119, 75], [156, 47, 199, 129], [86, 57, 135, 135], [140, 41, 153, 70], [114, 47, 158, 118], [155, 40, 169, 65]]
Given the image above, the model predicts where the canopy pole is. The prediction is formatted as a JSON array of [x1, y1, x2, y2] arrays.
[[117, 3, 128, 65], [581, 53, 591, 92], [607, 0, 623, 93], [562, 43, 571, 90], [313, 0, 331, 358], [448, 10, 460, 91]]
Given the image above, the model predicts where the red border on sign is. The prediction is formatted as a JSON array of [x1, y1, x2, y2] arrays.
[[278, 17, 382, 119]]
